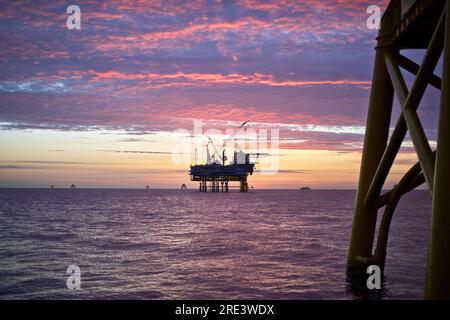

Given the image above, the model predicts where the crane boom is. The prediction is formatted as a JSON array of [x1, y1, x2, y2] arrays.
[[210, 121, 248, 159]]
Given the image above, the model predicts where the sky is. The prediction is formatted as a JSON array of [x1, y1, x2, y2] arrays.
[[0, 0, 442, 189]]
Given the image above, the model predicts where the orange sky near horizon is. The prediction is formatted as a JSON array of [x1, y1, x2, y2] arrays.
[[0, 127, 421, 189], [0, 0, 437, 189]]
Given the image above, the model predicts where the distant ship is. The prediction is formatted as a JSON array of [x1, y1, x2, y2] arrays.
[[300, 186, 311, 190], [70, 184, 76, 189]]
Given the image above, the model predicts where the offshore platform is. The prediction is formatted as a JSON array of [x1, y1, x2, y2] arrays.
[[348, 0, 450, 298], [189, 121, 261, 192]]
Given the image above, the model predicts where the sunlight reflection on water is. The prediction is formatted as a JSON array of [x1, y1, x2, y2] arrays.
[[0, 189, 431, 299]]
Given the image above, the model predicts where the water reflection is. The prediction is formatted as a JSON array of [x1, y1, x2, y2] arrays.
[[346, 273, 390, 299], [0, 189, 430, 299]]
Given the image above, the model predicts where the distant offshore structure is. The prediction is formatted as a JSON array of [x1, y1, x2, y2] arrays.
[[70, 184, 76, 189], [146, 185, 150, 189], [299, 186, 311, 191], [181, 184, 187, 190], [189, 121, 266, 193]]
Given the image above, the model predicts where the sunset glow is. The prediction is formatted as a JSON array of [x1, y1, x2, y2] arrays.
[[0, 0, 440, 188]]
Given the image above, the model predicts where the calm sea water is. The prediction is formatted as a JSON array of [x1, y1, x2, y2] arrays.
[[0, 189, 432, 299]]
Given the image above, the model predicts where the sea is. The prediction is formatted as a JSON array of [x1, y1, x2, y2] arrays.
[[0, 189, 432, 299]]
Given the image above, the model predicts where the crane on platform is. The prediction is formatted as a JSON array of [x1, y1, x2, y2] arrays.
[[189, 120, 255, 192], [210, 121, 249, 164]]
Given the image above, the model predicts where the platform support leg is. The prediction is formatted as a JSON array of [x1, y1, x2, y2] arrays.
[[425, 1, 450, 299], [347, 47, 394, 274]]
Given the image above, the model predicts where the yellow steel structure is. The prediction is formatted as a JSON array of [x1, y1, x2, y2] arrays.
[[347, 0, 450, 299]]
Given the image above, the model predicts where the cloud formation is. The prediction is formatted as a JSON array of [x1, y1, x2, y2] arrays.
[[1, 0, 440, 155]]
